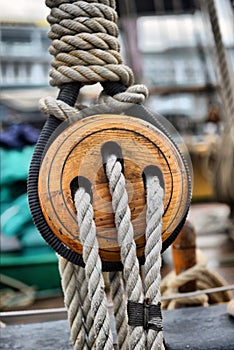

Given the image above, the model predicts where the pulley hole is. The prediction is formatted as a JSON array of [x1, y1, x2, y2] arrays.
[[70, 176, 93, 203], [101, 141, 124, 173], [142, 165, 165, 191]]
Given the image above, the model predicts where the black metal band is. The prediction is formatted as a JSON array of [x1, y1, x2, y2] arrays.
[[101, 81, 127, 96], [127, 300, 163, 332]]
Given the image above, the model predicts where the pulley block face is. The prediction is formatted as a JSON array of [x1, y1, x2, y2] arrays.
[[38, 114, 190, 263]]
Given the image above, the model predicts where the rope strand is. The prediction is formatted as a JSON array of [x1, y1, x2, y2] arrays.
[[106, 154, 146, 350], [74, 188, 114, 349], [109, 271, 129, 349], [144, 176, 164, 349], [58, 257, 91, 349]]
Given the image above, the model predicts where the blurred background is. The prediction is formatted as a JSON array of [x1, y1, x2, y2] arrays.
[[0, 0, 234, 315]]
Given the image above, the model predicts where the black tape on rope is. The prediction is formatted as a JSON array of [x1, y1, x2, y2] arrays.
[[127, 300, 163, 332]]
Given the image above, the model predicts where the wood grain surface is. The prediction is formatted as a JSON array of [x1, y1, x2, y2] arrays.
[[38, 114, 190, 262]]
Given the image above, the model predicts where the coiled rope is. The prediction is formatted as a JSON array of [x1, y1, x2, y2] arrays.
[[39, 1, 164, 349], [44, 0, 148, 107], [161, 249, 231, 310]]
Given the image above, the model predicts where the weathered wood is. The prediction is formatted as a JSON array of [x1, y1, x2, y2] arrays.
[[172, 220, 197, 293], [38, 114, 190, 262], [1, 304, 234, 349]]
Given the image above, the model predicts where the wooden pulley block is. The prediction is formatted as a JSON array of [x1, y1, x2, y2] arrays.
[[38, 114, 191, 269]]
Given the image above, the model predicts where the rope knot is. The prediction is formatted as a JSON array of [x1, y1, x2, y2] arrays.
[[46, 0, 135, 88], [127, 300, 163, 332]]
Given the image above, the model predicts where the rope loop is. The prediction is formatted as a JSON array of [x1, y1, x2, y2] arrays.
[[39, 96, 82, 121], [161, 249, 231, 310], [99, 84, 149, 108]]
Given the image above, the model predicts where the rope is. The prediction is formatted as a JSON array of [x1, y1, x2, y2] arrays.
[[35, 1, 234, 349], [41, 1, 162, 349], [109, 271, 128, 349], [106, 155, 165, 349], [0, 274, 36, 310], [42, 0, 148, 111], [74, 188, 114, 349], [58, 257, 93, 349], [68, 167, 165, 349], [57, 153, 165, 349], [161, 250, 232, 310], [105, 154, 146, 349], [46, 0, 134, 87], [204, 0, 234, 205], [39, 96, 83, 121], [144, 176, 164, 349], [161, 285, 234, 302], [205, 0, 234, 122]]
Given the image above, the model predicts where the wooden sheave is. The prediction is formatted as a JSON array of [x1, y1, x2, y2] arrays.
[[38, 114, 190, 264]]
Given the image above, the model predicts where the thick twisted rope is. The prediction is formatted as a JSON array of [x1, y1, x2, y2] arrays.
[[204, 0, 234, 204], [106, 155, 165, 350], [39, 96, 83, 121], [58, 258, 92, 349], [56, 141, 164, 350], [144, 176, 164, 350], [109, 271, 128, 349], [42, 1, 164, 349], [74, 264, 96, 348], [43, 0, 148, 110], [205, 0, 234, 122], [46, 0, 134, 87], [106, 154, 146, 349], [74, 188, 114, 349]]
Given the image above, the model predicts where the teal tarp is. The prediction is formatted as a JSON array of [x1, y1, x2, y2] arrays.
[[0, 146, 46, 248]]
